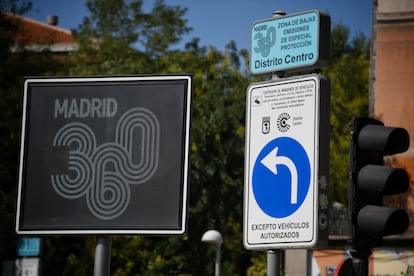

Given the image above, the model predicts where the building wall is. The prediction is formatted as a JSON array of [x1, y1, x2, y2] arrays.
[[372, 0, 414, 232], [310, 248, 414, 276]]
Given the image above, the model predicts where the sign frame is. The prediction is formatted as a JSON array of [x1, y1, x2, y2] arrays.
[[250, 10, 330, 74], [16, 75, 192, 235], [243, 74, 330, 249]]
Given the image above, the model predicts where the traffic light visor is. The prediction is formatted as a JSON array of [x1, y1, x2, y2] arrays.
[[358, 125, 409, 155], [358, 165, 409, 195], [357, 205, 409, 237]]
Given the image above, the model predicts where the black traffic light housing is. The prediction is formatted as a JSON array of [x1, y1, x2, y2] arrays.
[[349, 117, 410, 252]]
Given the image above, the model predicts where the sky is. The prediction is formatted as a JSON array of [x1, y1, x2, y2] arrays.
[[26, 0, 372, 51]]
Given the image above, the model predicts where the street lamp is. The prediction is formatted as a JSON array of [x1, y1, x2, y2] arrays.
[[201, 230, 223, 276]]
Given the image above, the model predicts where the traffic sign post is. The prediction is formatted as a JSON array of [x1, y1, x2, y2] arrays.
[[250, 10, 330, 74], [246, 9, 330, 276], [244, 74, 330, 249]]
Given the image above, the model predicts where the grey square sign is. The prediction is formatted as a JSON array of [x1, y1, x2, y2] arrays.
[[16, 75, 192, 235]]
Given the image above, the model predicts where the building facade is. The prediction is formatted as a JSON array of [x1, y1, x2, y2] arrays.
[[6, 13, 77, 59], [371, 0, 414, 232]]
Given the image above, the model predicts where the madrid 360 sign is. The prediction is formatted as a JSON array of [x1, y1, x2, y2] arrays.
[[16, 75, 192, 235]]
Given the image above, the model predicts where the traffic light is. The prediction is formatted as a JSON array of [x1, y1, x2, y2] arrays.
[[349, 117, 410, 251]]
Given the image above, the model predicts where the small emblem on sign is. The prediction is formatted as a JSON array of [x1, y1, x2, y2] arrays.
[[277, 112, 291, 132], [262, 116, 270, 134], [253, 96, 262, 106], [253, 26, 276, 57]]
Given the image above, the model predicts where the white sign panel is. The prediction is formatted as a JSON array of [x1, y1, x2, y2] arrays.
[[244, 74, 328, 249]]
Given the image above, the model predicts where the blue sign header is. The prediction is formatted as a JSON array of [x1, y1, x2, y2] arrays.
[[17, 237, 41, 257], [250, 10, 330, 74]]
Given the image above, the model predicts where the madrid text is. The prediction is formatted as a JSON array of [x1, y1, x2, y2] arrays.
[[54, 97, 118, 118]]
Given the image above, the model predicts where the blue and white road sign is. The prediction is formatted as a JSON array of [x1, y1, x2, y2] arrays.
[[253, 137, 311, 218], [244, 74, 328, 249]]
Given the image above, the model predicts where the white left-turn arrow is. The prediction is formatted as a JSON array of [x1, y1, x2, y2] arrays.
[[260, 147, 298, 204]]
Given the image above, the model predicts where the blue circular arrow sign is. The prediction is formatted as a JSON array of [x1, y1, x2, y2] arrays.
[[252, 137, 311, 218]]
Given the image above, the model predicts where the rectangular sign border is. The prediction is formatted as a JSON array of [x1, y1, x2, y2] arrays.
[[243, 74, 330, 249], [15, 74, 193, 236]]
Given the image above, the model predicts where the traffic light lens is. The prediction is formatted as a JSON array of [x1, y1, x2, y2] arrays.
[[358, 205, 409, 237], [358, 165, 409, 195]]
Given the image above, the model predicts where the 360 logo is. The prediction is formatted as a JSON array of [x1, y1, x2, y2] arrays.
[[51, 107, 160, 220], [253, 26, 276, 57]]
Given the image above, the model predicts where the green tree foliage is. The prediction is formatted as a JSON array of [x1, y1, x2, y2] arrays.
[[322, 24, 370, 204], [64, 0, 191, 75], [163, 41, 251, 275], [51, 0, 250, 274]]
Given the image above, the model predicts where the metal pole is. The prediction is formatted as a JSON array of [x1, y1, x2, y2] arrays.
[[215, 245, 221, 276], [350, 248, 371, 276], [351, 257, 369, 276], [93, 236, 112, 276], [265, 10, 286, 276], [267, 250, 280, 276]]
